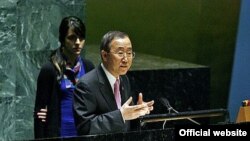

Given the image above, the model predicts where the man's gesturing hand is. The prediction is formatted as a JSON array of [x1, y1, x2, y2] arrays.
[[120, 94, 154, 121]]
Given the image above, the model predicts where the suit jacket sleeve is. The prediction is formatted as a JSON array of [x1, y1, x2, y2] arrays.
[[73, 78, 127, 135]]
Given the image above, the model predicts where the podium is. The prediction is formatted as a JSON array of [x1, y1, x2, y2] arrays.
[[140, 109, 228, 124], [32, 109, 228, 141], [138, 108, 228, 130], [32, 122, 250, 141], [33, 128, 175, 141]]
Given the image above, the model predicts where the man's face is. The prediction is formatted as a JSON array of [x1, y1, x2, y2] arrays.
[[63, 28, 85, 57], [102, 37, 133, 78]]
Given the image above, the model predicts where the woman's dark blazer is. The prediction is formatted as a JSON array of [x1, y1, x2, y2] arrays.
[[34, 58, 94, 139], [73, 64, 132, 135]]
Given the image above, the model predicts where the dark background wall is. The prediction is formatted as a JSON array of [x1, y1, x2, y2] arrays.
[[85, 0, 240, 111]]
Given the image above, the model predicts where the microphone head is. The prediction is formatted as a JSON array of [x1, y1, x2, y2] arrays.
[[159, 97, 171, 109]]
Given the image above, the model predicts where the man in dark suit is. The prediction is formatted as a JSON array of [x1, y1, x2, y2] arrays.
[[73, 31, 154, 135]]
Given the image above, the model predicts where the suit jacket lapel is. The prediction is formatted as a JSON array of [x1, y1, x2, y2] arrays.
[[120, 76, 130, 105], [96, 65, 118, 110]]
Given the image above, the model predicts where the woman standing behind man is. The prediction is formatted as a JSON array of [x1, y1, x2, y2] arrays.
[[34, 16, 94, 139]]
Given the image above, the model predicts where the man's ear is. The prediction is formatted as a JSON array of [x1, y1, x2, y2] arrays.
[[101, 50, 108, 61]]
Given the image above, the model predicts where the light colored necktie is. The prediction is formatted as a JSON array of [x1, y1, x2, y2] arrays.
[[114, 79, 121, 109]]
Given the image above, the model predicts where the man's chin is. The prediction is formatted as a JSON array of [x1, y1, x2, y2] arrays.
[[119, 70, 128, 75]]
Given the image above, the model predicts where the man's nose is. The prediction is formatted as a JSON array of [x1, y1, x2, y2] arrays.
[[122, 55, 128, 62]]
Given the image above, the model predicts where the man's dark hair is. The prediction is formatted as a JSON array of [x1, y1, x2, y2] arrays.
[[100, 31, 129, 52]]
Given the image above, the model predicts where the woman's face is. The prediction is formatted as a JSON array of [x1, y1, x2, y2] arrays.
[[63, 28, 85, 57]]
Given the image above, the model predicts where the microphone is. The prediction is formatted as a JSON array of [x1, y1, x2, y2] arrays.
[[159, 97, 200, 129]]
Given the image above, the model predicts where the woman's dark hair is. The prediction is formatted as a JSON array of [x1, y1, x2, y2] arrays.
[[51, 16, 86, 80], [59, 16, 86, 45]]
